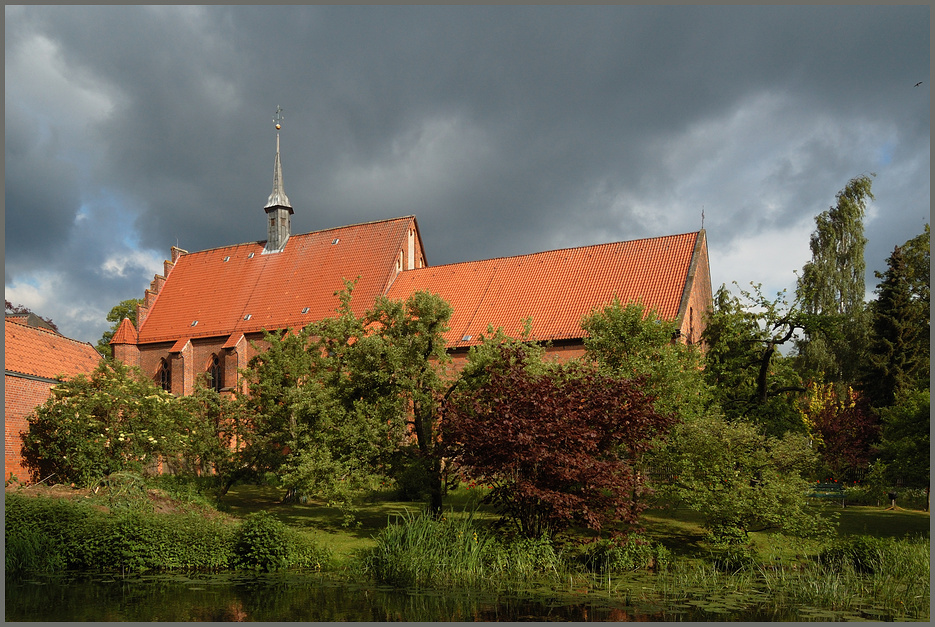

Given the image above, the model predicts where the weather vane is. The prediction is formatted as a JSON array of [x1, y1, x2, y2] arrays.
[[273, 105, 284, 131]]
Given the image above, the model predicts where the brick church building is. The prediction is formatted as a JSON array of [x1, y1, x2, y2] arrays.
[[111, 125, 712, 394]]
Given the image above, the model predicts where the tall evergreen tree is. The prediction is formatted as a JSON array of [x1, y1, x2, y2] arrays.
[[861, 245, 926, 408], [900, 223, 930, 387], [795, 175, 874, 384]]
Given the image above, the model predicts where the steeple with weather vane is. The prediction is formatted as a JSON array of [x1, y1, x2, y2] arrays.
[[263, 105, 294, 253]]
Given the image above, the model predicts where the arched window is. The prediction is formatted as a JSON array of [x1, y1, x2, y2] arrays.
[[157, 358, 171, 392], [208, 354, 223, 392]]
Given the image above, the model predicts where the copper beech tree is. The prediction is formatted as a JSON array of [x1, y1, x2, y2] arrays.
[[442, 345, 676, 539]]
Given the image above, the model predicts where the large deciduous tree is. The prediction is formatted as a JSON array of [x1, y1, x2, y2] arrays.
[[242, 282, 454, 515], [702, 283, 808, 436], [442, 344, 675, 539], [795, 175, 874, 384], [580, 298, 710, 422]]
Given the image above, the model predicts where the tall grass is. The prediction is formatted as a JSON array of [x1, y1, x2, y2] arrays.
[[647, 534, 930, 621], [361, 510, 576, 590]]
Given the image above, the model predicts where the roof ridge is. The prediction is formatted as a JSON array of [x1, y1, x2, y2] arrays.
[[169, 216, 419, 257], [401, 230, 700, 273], [4, 317, 95, 347]]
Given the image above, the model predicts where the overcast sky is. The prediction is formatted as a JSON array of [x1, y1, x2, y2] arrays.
[[5, 5, 930, 345]]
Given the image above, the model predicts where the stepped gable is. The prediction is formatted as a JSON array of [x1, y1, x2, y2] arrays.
[[385, 231, 701, 348], [136, 216, 421, 344], [5, 318, 102, 380]]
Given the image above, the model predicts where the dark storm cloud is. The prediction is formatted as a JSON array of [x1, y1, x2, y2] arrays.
[[4, 5, 929, 342]]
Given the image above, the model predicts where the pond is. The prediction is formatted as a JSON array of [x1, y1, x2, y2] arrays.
[[3, 570, 892, 622]]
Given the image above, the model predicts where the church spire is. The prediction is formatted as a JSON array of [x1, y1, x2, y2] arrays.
[[263, 105, 294, 253]]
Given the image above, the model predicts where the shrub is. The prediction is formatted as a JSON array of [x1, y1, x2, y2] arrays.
[[234, 511, 290, 571], [393, 458, 433, 502], [489, 533, 565, 579], [580, 536, 658, 573], [284, 527, 333, 570], [5, 493, 238, 573]]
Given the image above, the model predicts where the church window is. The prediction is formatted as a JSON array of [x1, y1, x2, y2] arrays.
[[157, 358, 171, 392], [208, 354, 223, 392]]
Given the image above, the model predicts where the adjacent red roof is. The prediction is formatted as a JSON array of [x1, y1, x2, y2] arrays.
[[136, 216, 420, 344], [4, 319, 102, 380], [384, 231, 701, 348]]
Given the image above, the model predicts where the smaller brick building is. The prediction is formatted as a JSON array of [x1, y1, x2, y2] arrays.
[[4, 317, 102, 482]]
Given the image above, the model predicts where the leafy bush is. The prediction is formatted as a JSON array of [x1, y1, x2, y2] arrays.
[[234, 511, 290, 571], [393, 458, 433, 502], [580, 536, 660, 573], [489, 533, 565, 579], [6, 493, 237, 572], [284, 527, 333, 570]]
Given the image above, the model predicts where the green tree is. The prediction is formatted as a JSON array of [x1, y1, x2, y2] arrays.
[[861, 246, 927, 408], [795, 175, 874, 384], [702, 283, 807, 436], [96, 298, 143, 356], [654, 413, 832, 543], [896, 223, 930, 387], [241, 282, 454, 516], [580, 298, 710, 422], [21, 360, 209, 486], [875, 388, 930, 510]]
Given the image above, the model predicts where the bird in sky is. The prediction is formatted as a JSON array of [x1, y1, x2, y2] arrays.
[[914, 81, 923, 87]]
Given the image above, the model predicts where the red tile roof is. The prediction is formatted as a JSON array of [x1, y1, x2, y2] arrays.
[[384, 231, 700, 348], [136, 216, 420, 344], [110, 317, 138, 344], [5, 319, 102, 380]]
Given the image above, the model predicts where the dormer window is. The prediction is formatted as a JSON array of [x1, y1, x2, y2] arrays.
[[248, 252, 255, 259], [191, 320, 198, 327], [223, 256, 230, 262], [332, 238, 340, 245], [244, 314, 252, 321], [302, 307, 310, 314]]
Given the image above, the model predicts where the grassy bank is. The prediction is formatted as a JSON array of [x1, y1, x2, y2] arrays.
[[6, 481, 930, 620]]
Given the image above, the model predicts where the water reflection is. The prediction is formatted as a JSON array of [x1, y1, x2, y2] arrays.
[[3, 570, 857, 622], [7, 571, 682, 622]]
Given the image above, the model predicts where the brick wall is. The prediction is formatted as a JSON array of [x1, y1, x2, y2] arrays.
[[4, 374, 55, 482]]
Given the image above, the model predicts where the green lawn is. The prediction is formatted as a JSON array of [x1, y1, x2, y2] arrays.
[[220, 484, 930, 565]]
